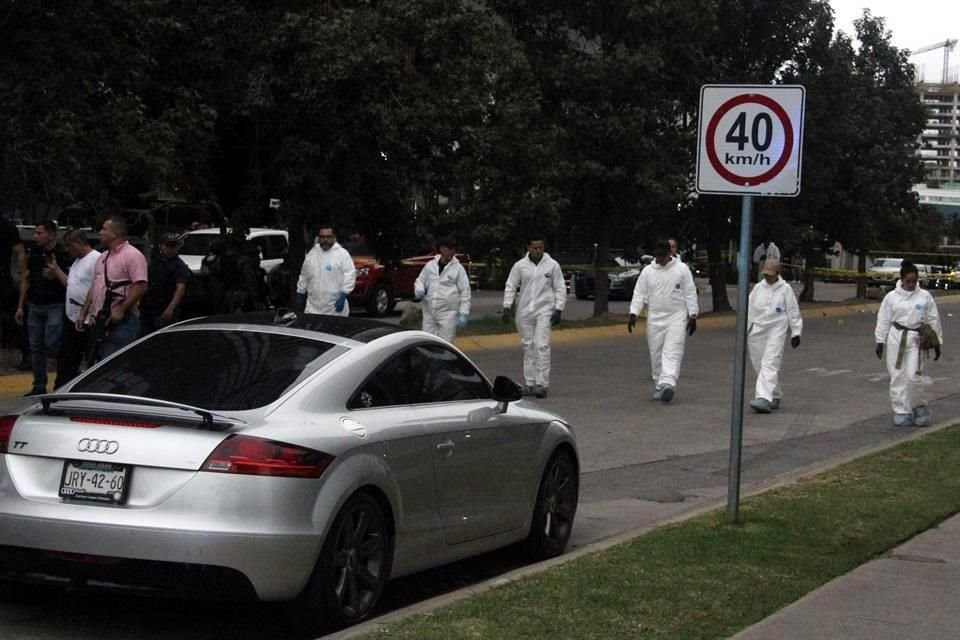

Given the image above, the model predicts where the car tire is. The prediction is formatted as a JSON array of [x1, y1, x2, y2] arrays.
[[365, 283, 393, 316], [524, 448, 578, 561], [288, 491, 392, 634]]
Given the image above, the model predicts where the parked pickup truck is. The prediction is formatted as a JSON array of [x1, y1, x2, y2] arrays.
[[349, 252, 471, 316]]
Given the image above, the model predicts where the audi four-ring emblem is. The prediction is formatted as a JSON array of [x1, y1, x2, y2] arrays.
[[77, 438, 120, 454]]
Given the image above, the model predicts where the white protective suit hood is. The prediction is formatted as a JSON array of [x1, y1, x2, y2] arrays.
[[629, 257, 699, 323]]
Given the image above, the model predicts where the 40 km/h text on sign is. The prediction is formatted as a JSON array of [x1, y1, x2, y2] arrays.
[[696, 85, 805, 197]]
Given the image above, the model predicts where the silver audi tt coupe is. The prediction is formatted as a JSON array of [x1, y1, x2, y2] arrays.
[[0, 312, 579, 631]]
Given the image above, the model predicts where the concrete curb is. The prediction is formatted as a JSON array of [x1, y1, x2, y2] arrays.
[[0, 373, 33, 397], [323, 417, 958, 640]]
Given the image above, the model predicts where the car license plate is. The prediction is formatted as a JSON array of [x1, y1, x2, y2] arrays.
[[59, 460, 131, 505]]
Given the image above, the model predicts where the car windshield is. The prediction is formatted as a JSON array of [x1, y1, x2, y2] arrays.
[[179, 234, 217, 256], [71, 330, 334, 410], [873, 259, 900, 268]]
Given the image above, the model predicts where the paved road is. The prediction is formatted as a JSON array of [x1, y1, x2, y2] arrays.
[[384, 280, 858, 323], [1, 291, 956, 640]]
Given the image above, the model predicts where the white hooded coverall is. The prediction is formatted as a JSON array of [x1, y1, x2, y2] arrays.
[[753, 242, 781, 281], [503, 253, 566, 388], [629, 259, 699, 390], [747, 276, 802, 402], [296, 242, 356, 316], [415, 255, 471, 342], [874, 281, 943, 415]]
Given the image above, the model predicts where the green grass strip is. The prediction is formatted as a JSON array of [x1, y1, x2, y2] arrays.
[[364, 425, 960, 639]]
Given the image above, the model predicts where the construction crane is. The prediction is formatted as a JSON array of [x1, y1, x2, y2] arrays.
[[911, 39, 958, 84]]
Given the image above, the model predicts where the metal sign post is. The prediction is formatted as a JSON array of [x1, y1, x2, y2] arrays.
[[727, 194, 752, 522], [696, 85, 805, 523]]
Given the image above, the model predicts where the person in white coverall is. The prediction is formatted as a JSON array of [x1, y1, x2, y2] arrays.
[[628, 239, 699, 403], [752, 241, 781, 282], [502, 236, 565, 399], [747, 259, 802, 413], [296, 225, 356, 316], [874, 261, 943, 427], [415, 236, 471, 342]]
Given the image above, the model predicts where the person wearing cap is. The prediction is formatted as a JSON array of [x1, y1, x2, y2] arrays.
[[139, 231, 191, 336], [747, 258, 802, 413], [628, 238, 699, 403], [52, 229, 100, 386], [414, 235, 471, 342]]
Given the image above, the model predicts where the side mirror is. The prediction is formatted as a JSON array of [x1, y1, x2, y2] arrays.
[[492, 376, 523, 403]]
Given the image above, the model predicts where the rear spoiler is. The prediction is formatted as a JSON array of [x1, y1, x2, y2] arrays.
[[35, 393, 244, 431]]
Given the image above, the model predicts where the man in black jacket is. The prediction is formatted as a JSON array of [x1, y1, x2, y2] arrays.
[[15, 220, 71, 395]]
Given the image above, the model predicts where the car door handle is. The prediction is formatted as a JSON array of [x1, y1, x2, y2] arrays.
[[436, 440, 455, 455]]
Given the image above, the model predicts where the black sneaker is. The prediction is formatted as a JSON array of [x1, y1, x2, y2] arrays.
[[534, 385, 548, 399], [522, 386, 536, 396], [23, 387, 46, 397]]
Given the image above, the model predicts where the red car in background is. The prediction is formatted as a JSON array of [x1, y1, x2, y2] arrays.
[[349, 251, 472, 316]]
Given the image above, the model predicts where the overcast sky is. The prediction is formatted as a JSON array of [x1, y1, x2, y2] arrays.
[[830, 0, 959, 82]]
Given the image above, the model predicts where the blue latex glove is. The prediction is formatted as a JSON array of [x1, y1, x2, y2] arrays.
[[334, 291, 348, 313], [457, 313, 468, 329], [295, 292, 306, 309]]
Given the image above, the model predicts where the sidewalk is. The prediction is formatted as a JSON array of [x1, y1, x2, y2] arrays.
[[730, 513, 960, 640]]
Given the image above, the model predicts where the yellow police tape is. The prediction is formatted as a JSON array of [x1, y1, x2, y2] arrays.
[[812, 267, 960, 282]]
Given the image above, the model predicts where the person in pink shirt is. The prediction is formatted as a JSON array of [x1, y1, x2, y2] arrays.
[[76, 216, 148, 360]]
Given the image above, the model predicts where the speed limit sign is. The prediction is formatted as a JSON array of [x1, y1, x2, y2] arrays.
[[696, 85, 805, 196]]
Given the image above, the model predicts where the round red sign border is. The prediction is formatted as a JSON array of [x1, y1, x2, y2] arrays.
[[705, 93, 794, 187]]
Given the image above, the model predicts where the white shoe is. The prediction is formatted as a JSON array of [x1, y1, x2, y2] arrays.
[[660, 385, 675, 402], [893, 413, 914, 427]]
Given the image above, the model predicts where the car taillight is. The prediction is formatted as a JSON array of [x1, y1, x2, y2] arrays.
[[0, 415, 18, 454], [201, 435, 334, 479]]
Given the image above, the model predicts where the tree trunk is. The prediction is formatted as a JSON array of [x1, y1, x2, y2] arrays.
[[856, 252, 867, 299], [798, 245, 817, 302], [706, 214, 732, 312], [287, 210, 307, 307], [592, 218, 611, 316]]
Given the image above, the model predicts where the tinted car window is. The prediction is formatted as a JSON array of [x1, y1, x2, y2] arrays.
[[270, 235, 288, 258], [180, 234, 215, 256], [73, 330, 334, 410], [348, 350, 417, 409], [411, 345, 491, 403], [348, 345, 490, 409], [250, 236, 269, 260]]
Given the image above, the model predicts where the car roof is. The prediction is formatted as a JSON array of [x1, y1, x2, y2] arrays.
[[175, 311, 405, 343]]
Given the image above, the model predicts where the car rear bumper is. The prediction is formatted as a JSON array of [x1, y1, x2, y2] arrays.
[[0, 456, 329, 601], [0, 512, 320, 600]]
